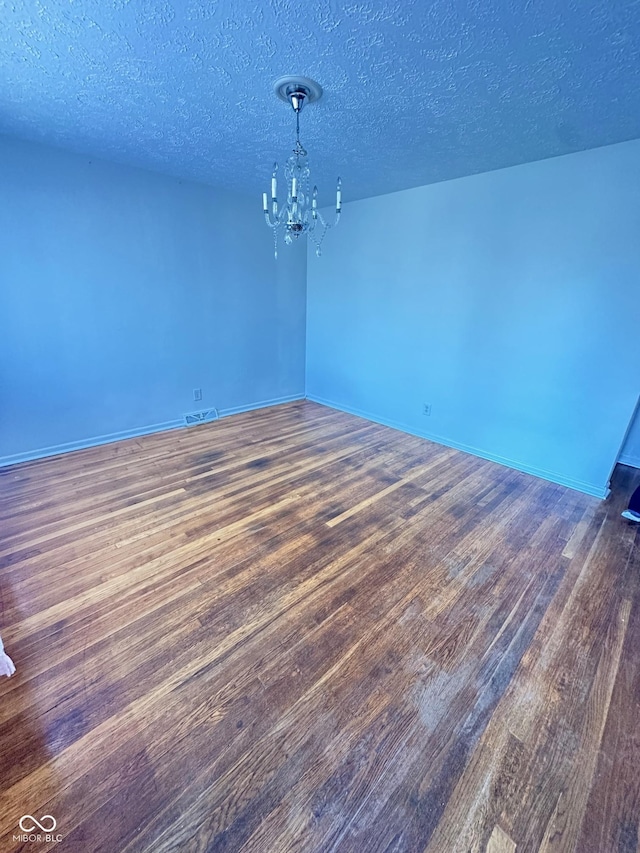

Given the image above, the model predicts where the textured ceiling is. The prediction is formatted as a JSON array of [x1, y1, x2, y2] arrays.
[[1, 0, 640, 202]]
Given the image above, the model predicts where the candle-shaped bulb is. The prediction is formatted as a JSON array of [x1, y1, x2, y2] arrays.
[[262, 192, 268, 212], [271, 163, 278, 200], [312, 185, 318, 209], [292, 177, 298, 199], [336, 177, 342, 210]]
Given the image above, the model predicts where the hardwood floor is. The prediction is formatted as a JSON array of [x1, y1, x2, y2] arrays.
[[0, 400, 638, 853]]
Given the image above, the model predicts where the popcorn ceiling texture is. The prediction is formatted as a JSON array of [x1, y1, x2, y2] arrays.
[[1, 0, 639, 201]]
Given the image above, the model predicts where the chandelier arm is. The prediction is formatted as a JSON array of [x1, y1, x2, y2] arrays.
[[314, 208, 342, 229], [263, 195, 291, 228], [278, 204, 290, 225]]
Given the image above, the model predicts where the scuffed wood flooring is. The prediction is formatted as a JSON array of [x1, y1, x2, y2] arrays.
[[0, 400, 638, 852]]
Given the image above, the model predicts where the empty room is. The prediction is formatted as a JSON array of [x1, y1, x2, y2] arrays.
[[1, 1, 640, 851]]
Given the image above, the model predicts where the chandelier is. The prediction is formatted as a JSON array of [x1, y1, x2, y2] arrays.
[[262, 76, 342, 259]]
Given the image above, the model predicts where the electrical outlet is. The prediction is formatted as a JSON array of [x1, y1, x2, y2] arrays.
[[193, 388, 202, 402], [423, 403, 432, 416]]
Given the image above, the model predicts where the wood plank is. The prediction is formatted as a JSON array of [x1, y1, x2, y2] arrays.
[[487, 825, 517, 852], [537, 598, 631, 851]]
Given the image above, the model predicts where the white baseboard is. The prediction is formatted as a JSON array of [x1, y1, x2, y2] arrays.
[[619, 453, 640, 469], [0, 419, 184, 468], [306, 394, 609, 499], [0, 394, 305, 468], [218, 393, 304, 417]]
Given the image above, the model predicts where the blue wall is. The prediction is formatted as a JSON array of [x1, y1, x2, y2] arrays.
[[0, 136, 306, 464], [307, 140, 640, 497]]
